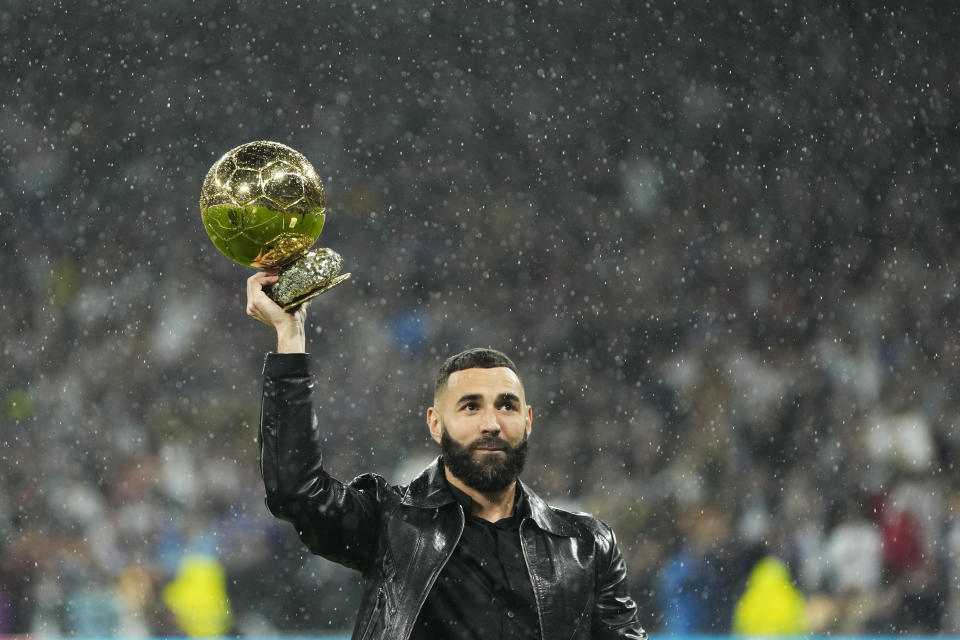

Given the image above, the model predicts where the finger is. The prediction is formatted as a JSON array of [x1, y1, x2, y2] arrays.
[[247, 273, 278, 302], [248, 270, 279, 288]]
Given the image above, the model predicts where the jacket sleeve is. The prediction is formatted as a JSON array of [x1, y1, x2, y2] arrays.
[[259, 352, 383, 573], [592, 522, 648, 640]]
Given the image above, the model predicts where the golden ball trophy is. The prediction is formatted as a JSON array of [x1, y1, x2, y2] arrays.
[[199, 140, 350, 310]]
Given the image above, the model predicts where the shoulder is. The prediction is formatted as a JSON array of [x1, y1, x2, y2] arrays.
[[521, 481, 618, 547], [547, 505, 618, 548]]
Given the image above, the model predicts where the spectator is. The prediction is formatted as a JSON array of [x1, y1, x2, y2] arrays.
[[732, 557, 807, 636]]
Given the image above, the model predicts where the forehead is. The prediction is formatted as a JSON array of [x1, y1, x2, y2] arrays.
[[442, 367, 525, 399]]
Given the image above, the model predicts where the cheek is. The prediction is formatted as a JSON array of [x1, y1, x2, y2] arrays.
[[507, 418, 529, 438], [442, 418, 474, 440]]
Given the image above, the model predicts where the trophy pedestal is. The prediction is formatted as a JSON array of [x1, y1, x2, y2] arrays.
[[266, 247, 350, 311]]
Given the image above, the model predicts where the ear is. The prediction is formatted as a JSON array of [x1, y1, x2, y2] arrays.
[[427, 406, 443, 444], [525, 405, 533, 438]]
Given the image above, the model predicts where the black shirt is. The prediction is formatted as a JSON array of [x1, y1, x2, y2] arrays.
[[409, 481, 540, 640]]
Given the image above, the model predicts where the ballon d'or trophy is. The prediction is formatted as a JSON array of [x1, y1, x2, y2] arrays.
[[199, 140, 350, 310]]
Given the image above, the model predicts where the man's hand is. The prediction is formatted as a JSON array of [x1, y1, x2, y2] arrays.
[[247, 271, 308, 353]]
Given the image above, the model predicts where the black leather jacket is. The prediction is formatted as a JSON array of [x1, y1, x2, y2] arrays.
[[259, 353, 647, 640]]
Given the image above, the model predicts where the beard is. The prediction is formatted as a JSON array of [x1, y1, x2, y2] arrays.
[[440, 427, 529, 494]]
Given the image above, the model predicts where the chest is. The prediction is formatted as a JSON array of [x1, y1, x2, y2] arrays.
[[376, 506, 598, 636]]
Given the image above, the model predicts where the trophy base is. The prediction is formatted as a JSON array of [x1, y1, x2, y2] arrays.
[[279, 273, 351, 311], [265, 247, 348, 311]]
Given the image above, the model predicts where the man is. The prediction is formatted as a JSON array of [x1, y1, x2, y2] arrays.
[[247, 271, 647, 640]]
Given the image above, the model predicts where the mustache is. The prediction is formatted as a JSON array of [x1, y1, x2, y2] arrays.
[[469, 436, 510, 451], [468, 432, 528, 451]]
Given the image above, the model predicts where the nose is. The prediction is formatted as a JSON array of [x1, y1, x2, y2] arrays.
[[480, 407, 501, 434]]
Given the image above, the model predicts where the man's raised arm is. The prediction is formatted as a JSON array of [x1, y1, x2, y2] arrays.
[[248, 273, 383, 573]]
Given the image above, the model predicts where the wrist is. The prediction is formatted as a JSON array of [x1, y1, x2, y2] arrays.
[[276, 323, 306, 353]]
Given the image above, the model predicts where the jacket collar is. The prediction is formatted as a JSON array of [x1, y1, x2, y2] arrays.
[[401, 457, 578, 537]]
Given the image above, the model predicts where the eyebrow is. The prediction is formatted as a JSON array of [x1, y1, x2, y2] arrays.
[[455, 394, 483, 405], [454, 393, 521, 405]]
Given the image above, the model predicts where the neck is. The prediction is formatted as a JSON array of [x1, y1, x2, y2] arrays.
[[444, 467, 517, 522]]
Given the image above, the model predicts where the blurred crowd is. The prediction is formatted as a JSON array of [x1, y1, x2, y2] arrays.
[[3, 0, 960, 636]]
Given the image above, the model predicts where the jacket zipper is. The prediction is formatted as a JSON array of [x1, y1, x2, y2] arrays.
[[360, 587, 385, 640], [519, 519, 546, 640], [403, 504, 466, 640]]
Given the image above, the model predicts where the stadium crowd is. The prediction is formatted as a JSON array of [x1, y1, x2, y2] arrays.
[[2, 0, 959, 636]]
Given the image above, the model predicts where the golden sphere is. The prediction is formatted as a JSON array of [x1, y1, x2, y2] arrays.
[[199, 141, 326, 268]]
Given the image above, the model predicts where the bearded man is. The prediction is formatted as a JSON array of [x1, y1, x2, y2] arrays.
[[247, 271, 647, 640]]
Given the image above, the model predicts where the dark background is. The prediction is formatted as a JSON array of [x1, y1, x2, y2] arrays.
[[2, 0, 959, 635]]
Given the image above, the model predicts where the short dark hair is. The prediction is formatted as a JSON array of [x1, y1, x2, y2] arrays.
[[434, 348, 520, 397]]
